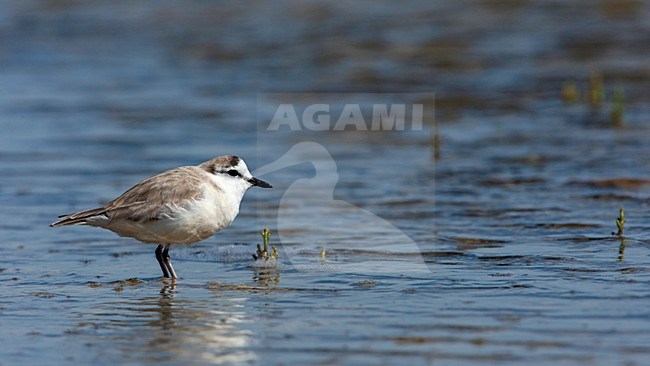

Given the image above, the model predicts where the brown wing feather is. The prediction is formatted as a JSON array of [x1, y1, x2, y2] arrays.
[[51, 166, 210, 226], [104, 166, 209, 223]]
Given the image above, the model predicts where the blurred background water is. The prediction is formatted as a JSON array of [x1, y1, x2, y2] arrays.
[[0, 1, 649, 365]]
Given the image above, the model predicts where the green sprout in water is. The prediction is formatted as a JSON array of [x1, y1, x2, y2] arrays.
[[612, 208, 627, 261], [253, 228, 279, 261], [320, 247, 327, 261], [561, 81, 580, 103], [613, 208, 626, 237], [588, 72, 605, 106], [609, 88, 625, 128]]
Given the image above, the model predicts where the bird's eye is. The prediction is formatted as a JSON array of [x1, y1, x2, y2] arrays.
[[227, 169, 240, 177]]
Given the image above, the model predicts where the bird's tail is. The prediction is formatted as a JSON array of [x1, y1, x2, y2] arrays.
[[50, 207, 107, 227]]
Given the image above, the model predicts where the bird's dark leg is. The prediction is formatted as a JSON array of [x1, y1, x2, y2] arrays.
[[162, 245, 177, 279], [155, 244, 170, 278]]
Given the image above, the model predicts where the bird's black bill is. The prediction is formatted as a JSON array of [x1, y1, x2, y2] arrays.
[[249, 177, 272, 188]]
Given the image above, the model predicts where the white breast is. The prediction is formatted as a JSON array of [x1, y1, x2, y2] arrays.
[[101, 179, 244, 245], [181, 182, 240, 235]]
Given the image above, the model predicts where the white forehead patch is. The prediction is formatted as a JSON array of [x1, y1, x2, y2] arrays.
[[235, 159, 250, 173]]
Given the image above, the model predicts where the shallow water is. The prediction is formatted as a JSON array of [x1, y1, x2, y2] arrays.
[[1, 1, 649, 365]]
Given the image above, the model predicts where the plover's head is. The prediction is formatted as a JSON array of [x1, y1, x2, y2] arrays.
[[200, 156, 272, 194]]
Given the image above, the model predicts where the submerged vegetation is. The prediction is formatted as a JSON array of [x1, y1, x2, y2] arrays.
[[613, 208, 627, 261], [609, 88, 625, 128], [320, 247, 327, 261], [253, 228, 279, 261], [561, 81, 580, 103], [561, 71, 626, 127], [587, 72, 605, 106], [613, 208, 626, 237]]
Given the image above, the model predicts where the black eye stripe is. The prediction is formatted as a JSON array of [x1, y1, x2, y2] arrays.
[[226, 169, 240, 177]]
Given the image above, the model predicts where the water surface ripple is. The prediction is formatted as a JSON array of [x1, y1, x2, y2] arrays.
[[1, 1, 649, 365]]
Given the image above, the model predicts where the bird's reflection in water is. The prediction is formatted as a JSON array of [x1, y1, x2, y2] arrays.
[[159, 278, 176, 298], [108, 279, 257, 364], [150, 279, 175, 336]]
